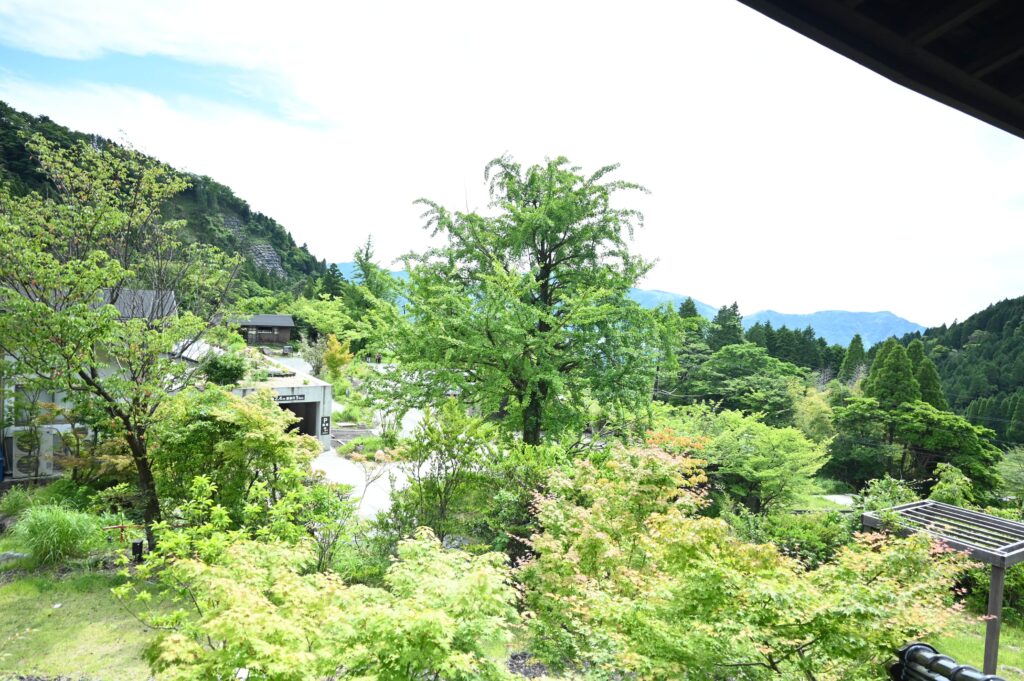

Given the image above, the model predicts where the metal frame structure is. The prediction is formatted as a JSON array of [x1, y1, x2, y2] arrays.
[[863, 501, 1024, 674]]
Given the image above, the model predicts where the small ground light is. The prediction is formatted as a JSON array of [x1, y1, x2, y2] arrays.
[[131, 539, 144, 563]]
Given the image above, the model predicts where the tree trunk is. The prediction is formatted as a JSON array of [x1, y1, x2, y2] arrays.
[[128, 436, 161, 551], [522, 384, 547, 446]]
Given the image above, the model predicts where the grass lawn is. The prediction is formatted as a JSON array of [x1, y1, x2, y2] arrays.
[[0, 571, 155, 680], [793, 494, 848, 512], [938, 616, 1024, 679]]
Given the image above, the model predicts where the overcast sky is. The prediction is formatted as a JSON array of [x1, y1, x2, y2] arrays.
[[1, 0, 1022, 327]]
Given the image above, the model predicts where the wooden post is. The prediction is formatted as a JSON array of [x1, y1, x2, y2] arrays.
[[985, 564, 1006, 674]]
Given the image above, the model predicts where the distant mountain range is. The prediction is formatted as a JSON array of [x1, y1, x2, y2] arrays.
[[334, 262, 924, 347]]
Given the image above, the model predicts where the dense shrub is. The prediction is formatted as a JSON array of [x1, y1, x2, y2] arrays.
[[200, 351, 248, 385], [32, 478, 94, 510], [0, 487, 33, 518], [13, 505, 102, 565], [724, 506, 853, 568]]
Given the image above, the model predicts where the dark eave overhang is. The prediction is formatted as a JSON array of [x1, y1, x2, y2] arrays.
[[735, 0, 1024, 140]]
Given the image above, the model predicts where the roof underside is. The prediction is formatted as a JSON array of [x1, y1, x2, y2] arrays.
[[736, 0, 1024, 140], [862, 500, 1024, 567]]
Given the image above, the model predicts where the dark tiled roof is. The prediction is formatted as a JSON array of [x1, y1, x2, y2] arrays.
[[233, 314, 295, 328], [102, 289, 178, 320]]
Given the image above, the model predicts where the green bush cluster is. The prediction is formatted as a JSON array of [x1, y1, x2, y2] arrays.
[[13, 505, 102, 565], [0, 487, 33, 518]]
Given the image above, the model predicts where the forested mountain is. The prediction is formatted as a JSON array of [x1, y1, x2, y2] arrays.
[[904, 295, 1024, 445], [745, 310, 924, 347], [626, 288, 717, 317], [0, 100, 325, 291]]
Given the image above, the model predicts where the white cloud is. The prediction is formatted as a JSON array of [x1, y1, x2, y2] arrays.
[[0, 0, 1023, 327]]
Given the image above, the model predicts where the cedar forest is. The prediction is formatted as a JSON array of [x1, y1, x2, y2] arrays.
[[0, 102, 1022, 681]]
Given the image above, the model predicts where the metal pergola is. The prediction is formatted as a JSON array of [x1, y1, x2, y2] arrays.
[[863, 500, 1024, 675]]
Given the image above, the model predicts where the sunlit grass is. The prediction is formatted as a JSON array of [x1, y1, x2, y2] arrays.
[[0, 571, 155, 680], [937, 615, 1024, 679]]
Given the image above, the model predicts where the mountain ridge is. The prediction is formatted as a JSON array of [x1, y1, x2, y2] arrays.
[[331, 262, 924, 347]]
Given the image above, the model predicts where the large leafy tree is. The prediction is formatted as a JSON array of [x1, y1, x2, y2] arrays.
[[0, 136, 238, 548], [682, 343, 804, 425], [379, 156, 656, 445]]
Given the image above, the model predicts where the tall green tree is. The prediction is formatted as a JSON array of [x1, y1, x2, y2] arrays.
[[915, 357, 949, 411], [864, 340, 920, 409], [706, 302, 744, 351], [677, 297, 699, 319], [837, 333, 866, 383], [906, 338, 926, 371], [0, 136, 239, 548], [378, 156, 656, 445]]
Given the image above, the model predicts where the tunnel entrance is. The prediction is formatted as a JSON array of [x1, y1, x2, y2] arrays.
[[280, 401, 318, 438]]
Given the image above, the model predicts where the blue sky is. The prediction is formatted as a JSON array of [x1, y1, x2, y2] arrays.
[[0, 0, 1022, 327], [0, 44, 288, 120]]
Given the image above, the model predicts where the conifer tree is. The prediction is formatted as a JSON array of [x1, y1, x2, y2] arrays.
[[706, 302, 744, 352], [865, 341, 921, 409], [1009, 399, 1024, 443], [907, 339, 926, 371], [863, 338, 895, 395], [677, 297, 699, 319], [915, 357, 949, 411], [837, 334, 866, 384]]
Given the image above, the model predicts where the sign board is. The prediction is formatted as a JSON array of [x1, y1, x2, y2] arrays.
[[273, 394, 306, 403], [320, 416, 331, 435]]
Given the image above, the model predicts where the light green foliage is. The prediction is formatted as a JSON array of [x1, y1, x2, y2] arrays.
[[382, 402, 564, 558], [151, 387, 320, 529], [928, 463, 975, 507], [289, 295, 353, 345], [302, 482, 357, 573], [0, 135, 240, 547], [13, 505, 101, 565], [855, 475, 920, 514], [1000, 447, 1024, 507], [522, 444, 969, 680], [394, 400, 496, 542], [322, 333, 353, 381], [790, 381, 836, 443], [120, 522, 518, 681], [200, 349, 248, 385], [377, 155, 657, 445], [0, 487, 32, 518], [703, 410, 828, 513], [723, 504, 852, 568]]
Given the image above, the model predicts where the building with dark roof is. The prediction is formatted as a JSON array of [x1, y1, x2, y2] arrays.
[[232, 314, 295, 344]]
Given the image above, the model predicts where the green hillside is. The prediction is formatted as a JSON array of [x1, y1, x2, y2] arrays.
[[0, 100, 325, 291], [905, 295, 1024, 445]]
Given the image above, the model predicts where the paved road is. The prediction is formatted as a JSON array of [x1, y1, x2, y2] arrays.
[[312, 449, 408, 519]]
